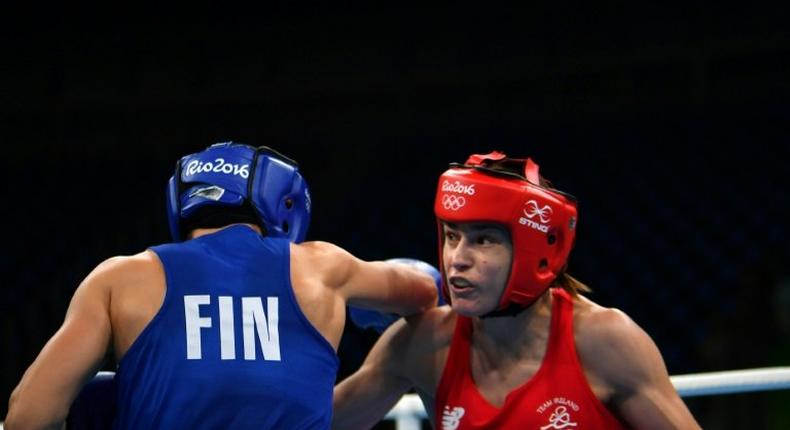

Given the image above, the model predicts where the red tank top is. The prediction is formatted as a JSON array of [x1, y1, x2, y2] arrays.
[[435, 289, 626, 429]]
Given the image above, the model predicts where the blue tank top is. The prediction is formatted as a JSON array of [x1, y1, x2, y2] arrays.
[[113, 225, 339, 429]]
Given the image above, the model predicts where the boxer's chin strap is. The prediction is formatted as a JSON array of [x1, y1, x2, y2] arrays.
[[480, 302, 530, 318]]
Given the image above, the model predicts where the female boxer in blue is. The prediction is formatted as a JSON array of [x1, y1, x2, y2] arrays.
[[5, 142, 438, 430]]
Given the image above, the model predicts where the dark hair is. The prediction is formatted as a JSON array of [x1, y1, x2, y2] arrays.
[[182, 203, 264, 236]]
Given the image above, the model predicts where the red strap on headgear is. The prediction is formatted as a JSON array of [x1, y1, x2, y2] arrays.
[[465, 151, 506, 165], [524, 158, 540, 184]]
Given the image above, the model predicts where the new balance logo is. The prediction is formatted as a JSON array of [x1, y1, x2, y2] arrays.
[[441, 405, 465, 430]]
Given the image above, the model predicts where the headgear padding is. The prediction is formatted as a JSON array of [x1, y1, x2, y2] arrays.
[[166, 142, 311, 242], [434, 151, 577, 311]]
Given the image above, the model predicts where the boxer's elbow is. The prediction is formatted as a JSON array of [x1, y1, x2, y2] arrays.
[[410, 275, 439, 314], [4, 412, 65, 430], [6, 388, 66, 430], [332, 381, 356, 422], [5, 387, 24, 429]]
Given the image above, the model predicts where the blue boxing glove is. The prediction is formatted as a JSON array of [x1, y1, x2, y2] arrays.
[[348, 258, 443, 333], [66, 371, 117, 430], [348, 306, 399, 334]]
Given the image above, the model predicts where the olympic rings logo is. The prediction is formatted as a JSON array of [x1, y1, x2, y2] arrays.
[[442, 194, 466, 211]]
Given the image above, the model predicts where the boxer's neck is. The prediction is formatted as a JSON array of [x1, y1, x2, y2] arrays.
[[188, 223, 262, 240]]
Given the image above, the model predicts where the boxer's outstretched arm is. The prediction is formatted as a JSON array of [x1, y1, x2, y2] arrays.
[[298, 241, 438, 316], [333, 319, 413, 430], [5, 259, 116, 430]]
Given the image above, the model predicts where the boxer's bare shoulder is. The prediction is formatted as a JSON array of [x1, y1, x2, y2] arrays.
[[96, 252, 166, 357]]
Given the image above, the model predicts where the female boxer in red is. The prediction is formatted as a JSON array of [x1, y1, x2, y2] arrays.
[[334, 151, 700, 429]]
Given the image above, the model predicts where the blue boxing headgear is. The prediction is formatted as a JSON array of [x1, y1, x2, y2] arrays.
[[166, 142, 311, 242]]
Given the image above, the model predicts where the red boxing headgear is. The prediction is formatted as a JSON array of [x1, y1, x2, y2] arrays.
[[434, 151, 578, 311]]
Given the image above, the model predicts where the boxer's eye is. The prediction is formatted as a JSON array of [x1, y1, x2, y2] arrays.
[[476, 235, 496, 245], [444, 231, 459, 243]]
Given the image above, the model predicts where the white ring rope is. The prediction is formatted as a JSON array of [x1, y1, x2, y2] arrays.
[[670, 366, 790, 397], [385, 366, 790, 422], [1, 367, 787, 430]]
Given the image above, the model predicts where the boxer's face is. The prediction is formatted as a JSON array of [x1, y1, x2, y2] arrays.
[[442, 222, 512, 316]]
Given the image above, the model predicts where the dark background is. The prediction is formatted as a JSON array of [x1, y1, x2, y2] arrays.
[[2, 4, 789, 428]]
